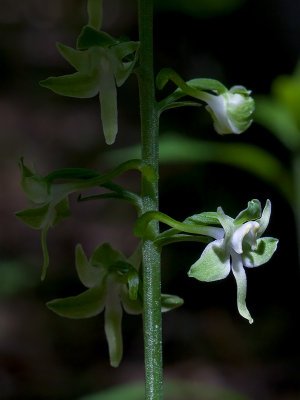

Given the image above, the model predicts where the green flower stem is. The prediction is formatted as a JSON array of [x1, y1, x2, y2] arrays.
[[134, 211, 224, 240], [137, 1, 162, 399]]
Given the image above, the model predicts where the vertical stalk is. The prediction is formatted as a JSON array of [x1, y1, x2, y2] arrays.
[[137, 1, 163, 399]]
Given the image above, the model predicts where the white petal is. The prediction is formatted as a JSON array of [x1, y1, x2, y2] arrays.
[[231, 252, 253, 324], [231, 221, 259, 254]]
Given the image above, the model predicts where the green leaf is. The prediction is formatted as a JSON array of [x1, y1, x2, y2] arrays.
[[40, 72, 99, 98], [79, 380, 251, 400], [103, 133, 294, 205], [255, 96, 300, 151], [15, 204, 50, 229], [52, 197, 71, 226], [161, 294, 184, 312], [272, 73, 300, 127], [91, 243, 126, 269], [77, 26, 118, 50], [56, 43, 89, 73], [188, 239, 230, 282], [234, 199, 261, 225], [242, 237, 278, 268], [231, 253, 253, 324], [87, 0, 103, 30], [47, 285, 106, 318], [76, 244, 105, 288]]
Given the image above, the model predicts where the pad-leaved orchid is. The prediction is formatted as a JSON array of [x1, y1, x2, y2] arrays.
[[188, 199, 278, 323]]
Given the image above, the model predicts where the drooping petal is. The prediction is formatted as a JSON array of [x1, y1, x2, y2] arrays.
[[231, 252, 253, 324], [104, 285, 123, 367], [46, 285, 106, 318], [242, 237, 279, 268], [231, 221, 259, 254], [188, 239, 230, 282], [99, 70, 118, 145], [256, 199, 271, 238]]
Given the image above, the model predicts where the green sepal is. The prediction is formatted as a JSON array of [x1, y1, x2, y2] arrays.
[[242, 237, 279, 268], [15, 204, 50, 229], [257, 199, 271, 238], [56, 43, 89, 73], [156, 68, 227, 94], [161, 294, 184, 312], [77, 25, 118, 50], [217, 207, 234, 236], [52, 197, 71, 226], [91, 243, 126, 268], [188, 239, 230, 282], [40, 72, 99, 98], [234, 199, 261, 225], [184, 211, 221, 226], [46, 285, 106, 318], [19, 158, 49, 204], [87, 0, 103, 30], [76, 244, 105, 288], [185, 78, 227, 94]]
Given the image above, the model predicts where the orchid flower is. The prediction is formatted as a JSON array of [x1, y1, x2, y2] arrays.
[[188, 199, 278, 323], [47, 243, 183, 367], [156, 68, 255, 135], [198, 85, 255, 134]]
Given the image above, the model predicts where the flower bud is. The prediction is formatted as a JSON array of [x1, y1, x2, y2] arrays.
[[201, 86, 255, 134]]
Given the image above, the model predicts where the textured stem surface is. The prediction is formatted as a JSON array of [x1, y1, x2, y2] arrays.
[[137, 1, 163, 399]]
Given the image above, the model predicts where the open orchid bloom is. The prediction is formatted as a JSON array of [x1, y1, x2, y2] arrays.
[[40, 26, 139, 145], [188, 200, 278, 323], [47, 243, 183, 367]]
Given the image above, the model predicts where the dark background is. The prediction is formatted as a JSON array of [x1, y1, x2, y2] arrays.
[[0, 0, 299, 399]]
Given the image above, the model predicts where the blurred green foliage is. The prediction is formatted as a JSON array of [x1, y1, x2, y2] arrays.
[[80, 380, 250, 400]]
